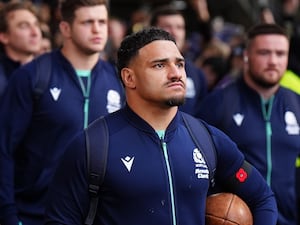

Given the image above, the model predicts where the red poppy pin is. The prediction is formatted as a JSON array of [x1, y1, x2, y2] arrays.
[[236, 168, 248, 182]]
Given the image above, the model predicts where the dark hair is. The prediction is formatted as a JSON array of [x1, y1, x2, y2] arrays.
[[117, 27, 176, 76], [60, 0, 108, 24], [150, 5, 182, 27], [0, 1, 38, 33], [246, 23, 289, 48], [202, 57, 227, 79]]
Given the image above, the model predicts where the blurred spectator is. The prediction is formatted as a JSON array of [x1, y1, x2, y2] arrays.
[[104, 16, 128, 64], [206, 0, 278, 29], [195, 38, 231, 68], [150, 5, 208, 116], [201, 56, 227, 92], [217, 43, 245, 88], [276, 0, 300, 76], [182, 0, 213, 61], [0, 1, 42, 98], [126, 4, 151, 34], [36, 30, 52, 56]]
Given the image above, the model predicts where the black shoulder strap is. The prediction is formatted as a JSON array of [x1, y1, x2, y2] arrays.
[[182, 113, 217, 187], [84, 117, 109, 225], [34, 54, 52, 100]]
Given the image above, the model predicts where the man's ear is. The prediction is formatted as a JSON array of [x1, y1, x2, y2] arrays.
[[59, 21, 71, 38], [0, 32, 9, 45], [243, 51, 248, 63], [121, 68, 136, 89]]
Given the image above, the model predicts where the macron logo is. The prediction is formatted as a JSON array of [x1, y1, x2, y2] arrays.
[[121, 156, 135, 172], [50, 87, 61, 101], [233, 113, 244, 126]]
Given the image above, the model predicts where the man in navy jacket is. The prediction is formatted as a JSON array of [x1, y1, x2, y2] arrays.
[[0, 1, 42, 98], [45, 27, 277, 225], [198, 23, 300, 225], [0, 0, 125, 225]]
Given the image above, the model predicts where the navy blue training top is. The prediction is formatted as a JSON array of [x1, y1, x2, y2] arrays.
[[45, 106, 277, 225], [0, 50, 125, 225], [198, 77, 300, 225]]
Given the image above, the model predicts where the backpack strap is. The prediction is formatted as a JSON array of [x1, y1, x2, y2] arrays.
[[182, 113, 217, 188], [84, 117, 109, 225], [34, 54, 52, 101]]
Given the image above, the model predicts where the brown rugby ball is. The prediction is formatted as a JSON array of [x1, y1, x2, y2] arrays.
[[205, 192, 253, 225]]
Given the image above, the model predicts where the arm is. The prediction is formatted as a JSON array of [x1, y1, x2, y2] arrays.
[[44, 132, 90, 225], [0, 68, 35, 225], [208, 124, 278, 225]]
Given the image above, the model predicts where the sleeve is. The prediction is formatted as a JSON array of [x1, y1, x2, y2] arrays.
[[0, 67, 35, 225], [207, 124, 278, 225], [44, 132, 90, 225]]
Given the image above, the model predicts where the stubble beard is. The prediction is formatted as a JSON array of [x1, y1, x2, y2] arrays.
[[249, 70, 281, 89], [165, 96, 186, 107]]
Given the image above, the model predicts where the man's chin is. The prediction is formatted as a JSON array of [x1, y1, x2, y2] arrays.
[[165, 97, 185, 107]]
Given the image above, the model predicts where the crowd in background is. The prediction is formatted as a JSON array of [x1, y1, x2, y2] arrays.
[[0, 0, 299, 82], [1, 0, 297, 91]]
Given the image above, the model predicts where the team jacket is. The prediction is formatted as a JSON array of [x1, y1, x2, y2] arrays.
[[198, 77, 300, 225], [179, 60, 207, 116], [45, 106, 277, 225], [0, 50, 125, 225], [0, 53, 22, 99]]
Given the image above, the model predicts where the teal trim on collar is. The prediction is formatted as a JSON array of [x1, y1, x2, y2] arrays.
[[76, 69, 91, 77], [156, 130, 165, 139]]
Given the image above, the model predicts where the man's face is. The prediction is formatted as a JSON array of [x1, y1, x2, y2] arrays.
[[1, 9, 42, 55], [123, 40, 187, 108], [245, 34, 289, 88], [155, 14, 186, 52], [68, 5, 108, 54]]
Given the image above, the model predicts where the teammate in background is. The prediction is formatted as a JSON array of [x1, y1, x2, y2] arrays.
[[198, 23, 300, 225], [45, 27, 277, 225], [0, 1, 42, 98], [0, 0, 125, 225]]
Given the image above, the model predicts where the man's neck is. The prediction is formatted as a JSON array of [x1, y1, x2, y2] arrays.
[[127, 99, 178, 131], [244, 74, 279, 100], [5, 48, 34, 65], [60, 45, 100, 70]]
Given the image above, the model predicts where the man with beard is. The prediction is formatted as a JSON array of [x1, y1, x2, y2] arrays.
[[44, 27, 277, 225], [198, 23, 300, 225], [0, 0, 125, 224]]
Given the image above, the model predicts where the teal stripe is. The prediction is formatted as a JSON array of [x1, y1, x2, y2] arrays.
[[162, 141, 177, 225], [261, 95, 274, 186], [266, 121, 272, 185], [84, 98, 90, 128], [76, 71, 91, 128]]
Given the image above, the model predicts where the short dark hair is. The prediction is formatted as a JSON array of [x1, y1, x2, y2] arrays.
[[150, 5, 182, 27], [0, 1, 38, 33], [117, 27, 176, 76], [246, 23, 289, 48], [59, 0, 108, 24]]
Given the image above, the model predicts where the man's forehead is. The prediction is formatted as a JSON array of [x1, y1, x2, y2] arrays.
[[138, 40, 181, 56]]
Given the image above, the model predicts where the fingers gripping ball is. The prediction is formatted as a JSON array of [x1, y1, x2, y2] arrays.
[[205, 192, 253, 225]]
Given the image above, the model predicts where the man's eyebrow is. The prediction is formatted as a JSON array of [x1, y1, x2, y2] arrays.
[[176, 57, 185, 62], [150, 57, 185, 63]]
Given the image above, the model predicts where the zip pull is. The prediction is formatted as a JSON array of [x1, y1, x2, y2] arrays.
[[266, 121, 272, 136]]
